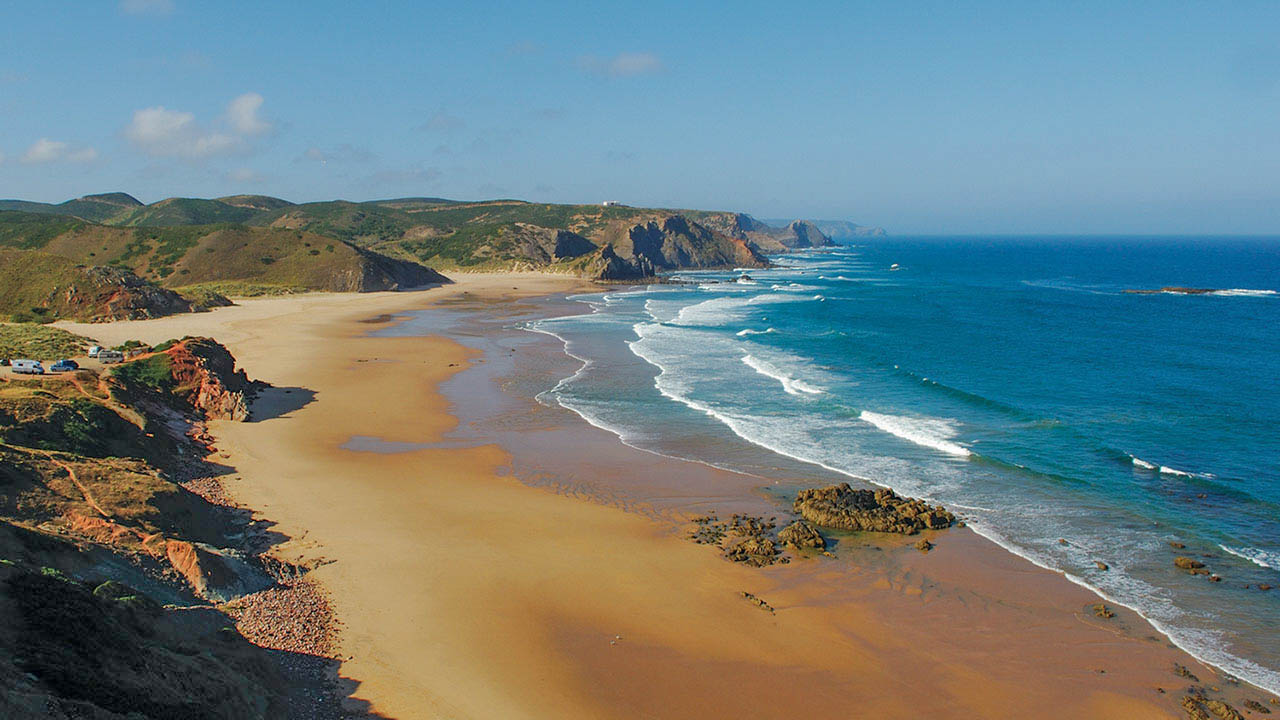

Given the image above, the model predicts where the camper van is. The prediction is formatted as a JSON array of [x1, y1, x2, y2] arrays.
[[97, 350, 125, 364], [12, 359, 44, 375]]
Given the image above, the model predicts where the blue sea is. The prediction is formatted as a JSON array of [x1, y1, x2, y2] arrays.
[[526, 236, 1280, 693]]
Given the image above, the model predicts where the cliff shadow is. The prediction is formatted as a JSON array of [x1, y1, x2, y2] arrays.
[[249, 386, 318, 422]]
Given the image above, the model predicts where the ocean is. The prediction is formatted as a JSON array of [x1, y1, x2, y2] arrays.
[[525, 236, 1280, 693]]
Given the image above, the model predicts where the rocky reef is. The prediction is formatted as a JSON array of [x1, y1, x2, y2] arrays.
[[688, 513, 787, 567], [778, 520, 826, 550], [1123, 287, 1218, 295], [793, 483, 955, 535]]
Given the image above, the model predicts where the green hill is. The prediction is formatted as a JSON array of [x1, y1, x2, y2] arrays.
[[0, 248, 192, 322], [0, 211, 447, 323], [0, 193, 141, 224], [0, 193, 856, 281], [215, 194, 295, 212], [117, 197, 262, 227], [250, 199, 769, 276]]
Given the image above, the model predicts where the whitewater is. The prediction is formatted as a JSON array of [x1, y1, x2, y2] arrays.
[[526, 235, 1280, 694]]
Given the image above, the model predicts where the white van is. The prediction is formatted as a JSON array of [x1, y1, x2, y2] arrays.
[[12, 359, 44, 375], [87, 345, 103, 358]]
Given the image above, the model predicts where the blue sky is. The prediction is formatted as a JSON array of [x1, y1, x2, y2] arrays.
[[2, 1, 1279, 233]]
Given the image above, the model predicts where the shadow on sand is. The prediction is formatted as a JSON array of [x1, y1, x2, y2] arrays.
[[249, 386, 318, 422]]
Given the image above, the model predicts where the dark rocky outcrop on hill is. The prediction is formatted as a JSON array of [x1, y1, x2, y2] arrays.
[[346, 245, 449, 291], [616, 215, 768, 272], [73, 265, 195, 319], [793, 483, 955, 535], [0, 248, 192, 323], [508, 223, 597, 265]]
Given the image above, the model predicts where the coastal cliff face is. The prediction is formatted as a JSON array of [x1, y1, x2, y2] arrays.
[[347, 244, 449, 291], [157, 338, 262, 421], [744, 220, 834, 253], [617, 215, 768, 272], [0, 336, 307, 717], [693, 212, 836, 253]]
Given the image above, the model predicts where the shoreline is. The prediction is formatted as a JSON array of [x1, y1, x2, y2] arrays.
[[57, 275, 1277, 718]]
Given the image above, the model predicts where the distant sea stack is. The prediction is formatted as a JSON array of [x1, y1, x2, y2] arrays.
[[760, 218, 887, 239]]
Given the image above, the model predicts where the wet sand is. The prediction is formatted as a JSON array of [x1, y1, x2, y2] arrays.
[[58, 275, 1273, 719]]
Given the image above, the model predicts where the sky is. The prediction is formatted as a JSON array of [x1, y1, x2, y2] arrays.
[[1, 1, 1279, 234]]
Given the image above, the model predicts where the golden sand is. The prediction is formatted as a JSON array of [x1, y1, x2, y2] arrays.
[[58, 274, 1236, 719]]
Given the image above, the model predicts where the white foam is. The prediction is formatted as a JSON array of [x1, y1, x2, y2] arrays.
[[1159, 465, 1194, 477], [1212, 289, 1278, 297], [741, 354, 824, 396], [735, 328, 776, 336], [1221, 545, 1280, 571], [1131, 456, 1158, 470], [859, 411, 972, 457]]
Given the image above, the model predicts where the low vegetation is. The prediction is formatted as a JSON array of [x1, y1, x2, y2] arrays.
[[0, 325, 93, 360]]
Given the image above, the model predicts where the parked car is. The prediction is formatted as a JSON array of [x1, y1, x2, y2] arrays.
[[0, 358, 9, 367], [87, 345, 103, 358], [49, 359, 79, 373], [97, 350, 125, 364], [12, 359, 44, 375]]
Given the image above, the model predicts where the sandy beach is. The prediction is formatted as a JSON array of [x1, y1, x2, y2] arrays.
[[56, 275, 1273, 719]]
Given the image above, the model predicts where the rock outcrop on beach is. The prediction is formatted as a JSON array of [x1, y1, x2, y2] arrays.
[[688, 513, 788, 566], [793, 483, 955, 535], [778, 520, 826, 550], [155, 338, 264, 421]]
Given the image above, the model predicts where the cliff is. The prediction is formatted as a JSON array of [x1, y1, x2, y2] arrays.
[[0, 336, 322, 716], [744, 219, 834, 253]]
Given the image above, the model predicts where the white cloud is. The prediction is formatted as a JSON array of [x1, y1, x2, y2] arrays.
[[124, 92, 270, 161], [120, 0, 173, 15], [578, 52, 664, 78], [226, 92, 270, 136], [125, 106, 240, 158], [20, 138, 99, 164]]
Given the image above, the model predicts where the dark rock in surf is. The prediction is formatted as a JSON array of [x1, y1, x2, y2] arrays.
[[1174, 557, 1209, 575]]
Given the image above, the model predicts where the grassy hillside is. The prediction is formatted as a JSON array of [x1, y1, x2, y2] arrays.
[[254, 199, 767, 273], [0, 193, 833, 281], [0, 248, 192, 323], [117, 197, 261, 227], [0, 193, 141, 224], [0, 211, 445, 294], [0, 325, 95, 360]]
